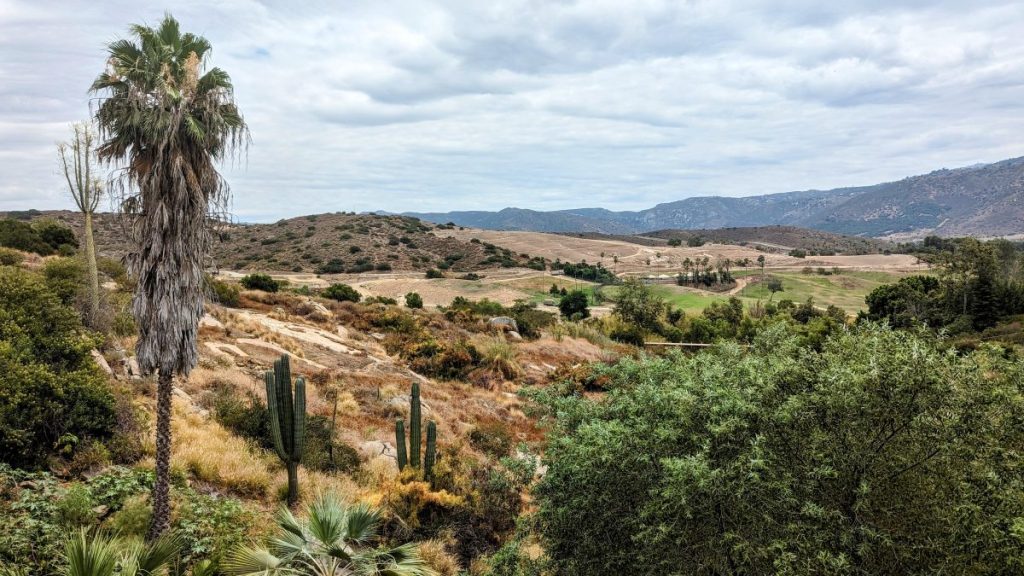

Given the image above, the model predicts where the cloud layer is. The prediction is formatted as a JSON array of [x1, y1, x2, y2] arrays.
[[2, 0, 1024, 221]]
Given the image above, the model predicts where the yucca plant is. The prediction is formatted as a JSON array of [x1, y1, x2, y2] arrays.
[[62, 529, 180, 576], [223, 493, 436, 576]]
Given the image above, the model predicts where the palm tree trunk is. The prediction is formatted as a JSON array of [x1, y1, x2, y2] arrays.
[[148, 367, 173, 539], [84, 211, 100, 323]]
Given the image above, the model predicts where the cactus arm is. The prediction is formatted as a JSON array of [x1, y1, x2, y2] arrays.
[[425, 421, 437, 480], [292, 376, 306, 463], [395, 420, 408, 470], [410, 382, 421, 468], [265, 371, 288, 461]]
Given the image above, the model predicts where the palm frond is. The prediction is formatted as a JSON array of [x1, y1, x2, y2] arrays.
[[222, 546, 285, 576], [136, 534, 181, 575], [307, 493, 347, 548], [343, 502, 381, 544]]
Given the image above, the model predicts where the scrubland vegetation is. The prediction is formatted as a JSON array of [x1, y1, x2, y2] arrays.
[[3, 12, 1024, 576]]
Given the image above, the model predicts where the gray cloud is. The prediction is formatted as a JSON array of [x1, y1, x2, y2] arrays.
[[1, 0, 1023, 221]]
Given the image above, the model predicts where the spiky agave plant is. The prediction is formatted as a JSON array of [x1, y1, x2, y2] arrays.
[[90, 13, 248, 538], [223, 493, 436, 576]]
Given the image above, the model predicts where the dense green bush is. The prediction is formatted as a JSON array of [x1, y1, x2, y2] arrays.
[[315, 258, 345, 274], [0, 267, 115, 468], [322, 282, 361, 303], [41, 256, 85, 305], [425, 268, 444, 279], [405, 291, 424, 309], [209, 278, 241, 307], [0, 219, 77, 255], [0, 247, 23, 266], [240, 273, 280, 292], [534, 323, 1024, 575], [558, 290, 590, 320]]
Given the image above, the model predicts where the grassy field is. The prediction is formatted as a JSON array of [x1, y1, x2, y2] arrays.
[[645, 269, 919, 315], [737, 270, 915, 312]]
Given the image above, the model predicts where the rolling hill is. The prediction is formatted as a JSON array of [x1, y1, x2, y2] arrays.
[[408, 156, 1024, 238], [0, 210, 537, 273], [560, 226, 891, 254]]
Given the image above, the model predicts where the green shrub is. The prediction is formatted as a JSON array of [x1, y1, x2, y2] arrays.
[[209, 278, 241, 307], [608, 324, 645, 346], [106, 494, 151, 538], [426, 268, 444, 279], [315, 258, 345, 274], [0, 218, 77, 255], [535, 324, 1024, 575], [42, 256, 85, 305], [558, 290, 590, 320], [240, 273, 280, 292], [0, 267, 115, 469], [322, 283, 361, 303], [0, 247, 23, 266], [96, 257, 129, 287], [405, 292, 424, 309], [364, 295, 397, 305], [56, 485, 95, 527]]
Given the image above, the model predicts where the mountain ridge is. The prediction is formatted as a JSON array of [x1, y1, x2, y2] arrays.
[[408, 157, 1024, 238]]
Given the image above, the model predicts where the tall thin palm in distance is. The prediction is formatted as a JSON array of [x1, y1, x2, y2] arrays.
[[89, 13, 248, 539], [224, 493, 436, 576]]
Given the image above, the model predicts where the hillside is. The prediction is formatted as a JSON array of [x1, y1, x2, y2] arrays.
[[0, 210, 535, 273], [561, 226, 891, 254], [642, 226, 892, 254], [408, 156, 1024, 238]]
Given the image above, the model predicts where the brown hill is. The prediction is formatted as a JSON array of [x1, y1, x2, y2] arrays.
[[0, 210, 536, 273]]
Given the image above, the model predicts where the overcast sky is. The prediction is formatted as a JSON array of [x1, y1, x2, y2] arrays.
[[2, 0, 1024, 221]]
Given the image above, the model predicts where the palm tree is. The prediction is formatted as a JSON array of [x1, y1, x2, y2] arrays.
[[757, 254, 766, 295], [63, 529, 180, 576], [57, 121, 104, 324], [90, 14, 248, 538], [223, 493, 436, 576]]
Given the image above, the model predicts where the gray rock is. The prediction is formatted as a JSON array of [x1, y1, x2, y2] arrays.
[[358, 440, 396, 460], [90, 350, 114, 376], [488, 316, 518, 332]]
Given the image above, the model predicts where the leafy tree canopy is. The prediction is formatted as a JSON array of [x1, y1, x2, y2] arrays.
[[534, 323, 1024, 576]]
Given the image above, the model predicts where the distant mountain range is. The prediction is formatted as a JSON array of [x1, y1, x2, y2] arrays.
[[407, 157, 1024, 238]]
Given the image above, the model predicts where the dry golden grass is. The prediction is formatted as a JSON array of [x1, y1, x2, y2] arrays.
[[418, 540, 462, 576], [183, 366, 259, 397], [286, 468, 361, 505], [170, 400, 274, 498]]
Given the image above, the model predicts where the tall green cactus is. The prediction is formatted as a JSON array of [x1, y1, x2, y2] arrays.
[[395, 420, 408, 470], [265, 355, 305, 506], [394, 381, 438, 480], [409, 382, 422, 468], [424, 421, 437, 480]]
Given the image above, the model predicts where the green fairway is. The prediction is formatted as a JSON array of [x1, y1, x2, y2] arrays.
[[640, 269, 919, 315], [738, 270, 915, 312]]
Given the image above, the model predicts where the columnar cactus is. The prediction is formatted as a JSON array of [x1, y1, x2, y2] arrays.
[[424, 421, 437, 479], [394, 381, 438, 480], [395, 420, 408, 470], [265, 355, 305, 506], [409, 382, 422, 468]]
